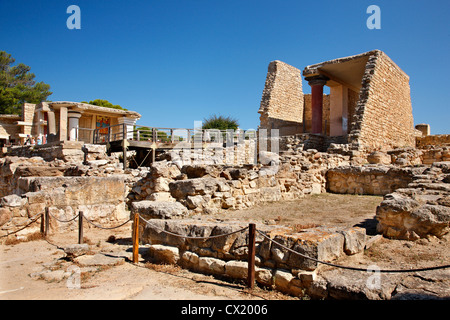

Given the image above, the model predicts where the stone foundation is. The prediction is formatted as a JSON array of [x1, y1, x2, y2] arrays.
[[376, 162, 450, 240], [140, 218, 366, 298], [326, 165, 420, 196]]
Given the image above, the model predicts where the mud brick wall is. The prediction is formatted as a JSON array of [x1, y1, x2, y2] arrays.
[[258, 61, 304, 136], [349, 51, 415, 150]]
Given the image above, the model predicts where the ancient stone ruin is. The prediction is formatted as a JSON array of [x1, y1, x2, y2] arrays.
[[0, 49, 449, 299]]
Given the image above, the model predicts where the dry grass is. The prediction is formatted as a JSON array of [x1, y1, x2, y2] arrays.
[[2, 232, 45, 245], [209, 193, 383, 231]]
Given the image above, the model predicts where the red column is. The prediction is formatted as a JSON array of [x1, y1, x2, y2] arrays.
[[307, 76, 328, 134]]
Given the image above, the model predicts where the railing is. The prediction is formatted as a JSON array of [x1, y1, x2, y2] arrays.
[[93, 124, 257, 145]]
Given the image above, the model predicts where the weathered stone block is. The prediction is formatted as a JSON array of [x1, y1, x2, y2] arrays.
[[198, 257, 226, 274], [339, 227, 366, 255], [149, 244, 180, 265], [225, 260, 248, 279], [131, 200, 188, 219], [255, 267, 273, 287]]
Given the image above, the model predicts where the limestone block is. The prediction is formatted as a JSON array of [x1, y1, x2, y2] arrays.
[[367, 151, 391, 165], [131, 200, 188, 220], [273, 269, 294, 293], [1, 194, 26, 207], [198, 257, 226, 274], [339, 227, 366, 255], [169, 177, 222, 199], [0, 207, 13, 226], [286, 228, 345, 270], [186, 195, 205, 209], [225, 260, 248, 279], [180, 251, 199, 268], [64, 244, 90, 259], [147, 192, 174, 202], [256, 267, 273, 287], [149, 244, 180, 265]]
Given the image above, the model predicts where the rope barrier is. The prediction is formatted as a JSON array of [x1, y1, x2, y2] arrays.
[[139, 214, 249, 240], [256, 229, 450, 273], [2, 208, 449, 274], [84, 216, 132, 230], [47, 211, 79, 223], [8, 211, 43, 227], [0, 213, 43, 238]]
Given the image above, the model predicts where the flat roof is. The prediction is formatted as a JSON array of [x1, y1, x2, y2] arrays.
[[48, 101, 141, 119]]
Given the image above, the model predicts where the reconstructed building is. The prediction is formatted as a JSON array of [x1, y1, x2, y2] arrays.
[[0, 101, 141, 146], [258, 50, 416, 151]]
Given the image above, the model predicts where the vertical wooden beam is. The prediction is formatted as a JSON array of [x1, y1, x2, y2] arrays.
[[40, 210, 45, 235], [247, 223, 256, 289], [132, 213, 140, 264], [45, 207, 49, 236], [78, 211, 84, 244], [122, 129, 128, 170]]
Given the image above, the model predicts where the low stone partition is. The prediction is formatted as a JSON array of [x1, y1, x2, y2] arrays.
[[139, 218, 366, 298], [0, 175, 128, 237], [376, 161, 450, 240], [7, 141, 86, 163], [326, 165, 423, 196], [416, 134, 450, 149], [128, 150, 349, 215]]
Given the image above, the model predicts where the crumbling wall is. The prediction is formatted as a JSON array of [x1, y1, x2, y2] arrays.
[[349, 51, 415, 150], [416, 135, 450, 149], [326, 165, 420, 196], [0, 176, 128, 237], [140, 218, 366, 298], [258, 61, 304, 136], [128, 150, 350, 215]]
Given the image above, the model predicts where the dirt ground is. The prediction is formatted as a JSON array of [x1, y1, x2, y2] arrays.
[[1, 193, 449, 300]]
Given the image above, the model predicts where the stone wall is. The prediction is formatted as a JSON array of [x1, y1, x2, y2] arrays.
[[326, 165, 421, 196], [258, 60, 304, 136], [139, 218, 366, 298], [0, 145, 127, 237], [8, 141, 86, 163], [128, 150, 350, 216], [167, 139, 257, 167], [0, 175, 128, 237], [0, 115, 21, 141], [376, 161, 450, 240], [349, 51, 415, 150], [416, 134, 450, 149]]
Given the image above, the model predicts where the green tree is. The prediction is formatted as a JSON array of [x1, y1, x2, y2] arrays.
[[0, 51, 52, 114], [81, 99, 128, 111], [202, 114, 239, 131]]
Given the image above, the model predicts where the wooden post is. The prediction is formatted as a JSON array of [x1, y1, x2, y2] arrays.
[[78, 211, 84, 244], [132, 212, 140, 264], [45, 208, 49, 236], [122, 140, 127, 170], [152, 128, 157, 143], [247, 223, 256, 289], [40, 210, 45, 235]]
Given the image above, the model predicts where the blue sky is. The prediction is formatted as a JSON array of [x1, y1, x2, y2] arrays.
[[1, 0, 449, 133]]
